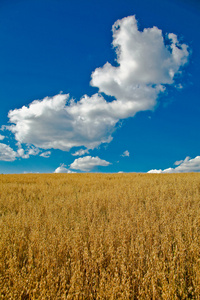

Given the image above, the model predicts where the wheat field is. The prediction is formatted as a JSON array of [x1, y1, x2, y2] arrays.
[[0, 173, 200, 299]]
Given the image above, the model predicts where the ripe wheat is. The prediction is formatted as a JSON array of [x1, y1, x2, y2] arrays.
[[0, 173, 200, 299]]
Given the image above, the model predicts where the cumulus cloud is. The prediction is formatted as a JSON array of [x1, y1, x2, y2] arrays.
[[0, 143, 16, 161], [0, 134, 5, 140], [148, 156, 200, 173], [72, 148, 89, 156], [17, 145, 40, 159], [6, 15, 189, 155], [91, 15, 189, 108], [70, 156, 111, 171], [54, 163, 75, 173], [121, 150, 130, 157], [40, 151, 51, 158], [26, 146, 40, 156], [174, 158, 185, 166], [7, 93, 116, 151]]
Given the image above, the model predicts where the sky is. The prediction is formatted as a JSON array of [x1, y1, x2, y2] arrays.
[[0, 0, 200, 174]]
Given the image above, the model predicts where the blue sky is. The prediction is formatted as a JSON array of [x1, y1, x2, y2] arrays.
[[0, 0, 200, 174]]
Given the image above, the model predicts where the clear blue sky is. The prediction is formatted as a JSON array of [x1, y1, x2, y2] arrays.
[[0, 0, 200, 174]]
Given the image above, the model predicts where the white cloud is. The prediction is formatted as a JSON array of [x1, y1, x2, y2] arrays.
[[0, 143, 16, 161], [148, 156, 200, 173], [54, 163, 75, 173], [70, 156, 111, 171], [6, 16, 189, 154], [148, 169, 164, 174], [7, 93, 116, 151], [17, 148, 25, 157], [27, 146, 40, 156], [0, 134, 5, 140], [173, 156, 191, 166], [91, 15, 189, 108], [174, 159, 184, 166], [40, 151, 51, 158], [17, 145, 40, 159], [72, 148, 89, 156], [121, 150, 130, 157]]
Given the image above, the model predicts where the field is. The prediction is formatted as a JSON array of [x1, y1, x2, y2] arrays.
[[0, 173, 200, 299]]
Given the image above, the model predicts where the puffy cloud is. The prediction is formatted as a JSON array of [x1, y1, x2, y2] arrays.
[[40, 151, 51, 158], [54, 163, 75, 173], [121, 150, 130, 157], [0, 134, 5, 140], [175, 156, 200, 172], [70, 156, 111, 171], [72, 148, 89, 156], [148, 156, 200, 173], [0, 143, 16, 161], [6, 15, 189, 154], [148, 169, 166, 174], [17, 145, 40, 159], [173, 157, 189, 166], [91, 15, 189, 108], [26, 146, 40, 156], [8, 93, 116, 151]]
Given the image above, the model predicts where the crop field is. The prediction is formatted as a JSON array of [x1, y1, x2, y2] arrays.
[[0, 173, 200, 299]]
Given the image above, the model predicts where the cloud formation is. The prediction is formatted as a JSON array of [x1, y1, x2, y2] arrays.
[[0, 143, 16, 161], [40, 151, 51, 158], [91, 16, 189, 110], [148, 156, 200, 173], [8, 93, 116, 151], [54, 163, 75, 173], [6, 15, 189, 155], [17, 145, 40, 159], [72, 149, 89, 156], [121, 150, 130, 157], [70, 156, 111, 171]]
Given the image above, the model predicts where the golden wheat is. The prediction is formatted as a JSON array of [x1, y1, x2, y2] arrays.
[[0, 173, 200, 299]]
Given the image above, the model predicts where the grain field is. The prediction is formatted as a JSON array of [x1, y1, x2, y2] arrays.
[[0, 173, 200, 299]]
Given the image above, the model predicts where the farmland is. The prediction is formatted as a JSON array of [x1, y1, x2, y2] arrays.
[[0, 173, 200, 299]]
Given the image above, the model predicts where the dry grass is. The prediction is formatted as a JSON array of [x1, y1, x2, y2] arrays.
[[0, 173, 200, 299]]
